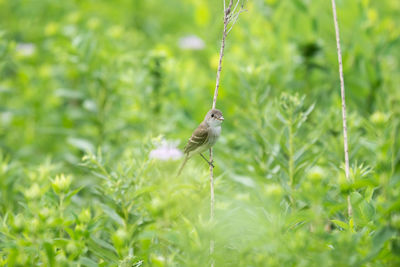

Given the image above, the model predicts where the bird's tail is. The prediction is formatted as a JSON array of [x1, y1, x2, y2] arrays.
[[177, 155, 189, 176]]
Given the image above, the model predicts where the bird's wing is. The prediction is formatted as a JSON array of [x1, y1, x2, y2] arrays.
[[184, 122, 209, 154]]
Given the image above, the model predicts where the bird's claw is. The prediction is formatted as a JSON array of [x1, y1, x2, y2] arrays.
[[199, 153, 215, 168]]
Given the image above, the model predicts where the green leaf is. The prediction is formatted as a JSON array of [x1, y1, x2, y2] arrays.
[[100, 203, 125, 227], [360, 202, 375, 221], [64, 186, 84, 204], [67, 138, 95, 153], [364, 187, 375, 202], [292, 0, 308, 13], [79, 256, 99, 267], [350, 191, 363, 205], [64, 227, 75, 239], [87, 235, 119, 263], [365, 226, 396, 261], [349, 218, 354, 232], [331, 219, 349, 230], [43, 242, 55, 267]]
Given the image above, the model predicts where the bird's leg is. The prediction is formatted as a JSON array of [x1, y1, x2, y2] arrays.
[[199, 153, 214, 168]]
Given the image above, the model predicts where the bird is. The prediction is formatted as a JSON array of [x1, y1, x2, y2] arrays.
[[177, 109, 224, 176]]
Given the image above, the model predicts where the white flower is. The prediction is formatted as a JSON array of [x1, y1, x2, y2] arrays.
[[150, 140, 183, 161], [178, 35, 205, 50], [16, 43, 36, 57]]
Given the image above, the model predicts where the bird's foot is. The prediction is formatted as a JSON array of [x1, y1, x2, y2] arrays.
[[200, 153, 215, 168], [208, 161, 215, 168]]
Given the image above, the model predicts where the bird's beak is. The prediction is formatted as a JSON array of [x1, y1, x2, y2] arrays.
[[218, 116, 224, 121]]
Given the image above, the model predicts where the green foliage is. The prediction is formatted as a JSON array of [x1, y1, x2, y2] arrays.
[[0, 0, 400, 266]]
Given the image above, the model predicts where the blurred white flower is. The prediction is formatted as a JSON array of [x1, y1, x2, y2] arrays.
[[150, 140, 183, 161], [16, 43, 36, 57], [1, 111, 13, 125], [178, 35, 205, 50]]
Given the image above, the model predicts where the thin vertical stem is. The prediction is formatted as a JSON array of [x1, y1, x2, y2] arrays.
[[209, 148, 215, 267], [212, 0, 233, 110], [288, 122, 294, 189], [331, 0, 353, 219], [210, 2, 234, 266], [390, 119, 398, 177], [210, 1, 244, 265], [209, 149, 215, 221]]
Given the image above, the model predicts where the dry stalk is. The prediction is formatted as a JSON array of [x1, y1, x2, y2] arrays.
[[331, 0, 353, 219], [209, 1, 245, 265]]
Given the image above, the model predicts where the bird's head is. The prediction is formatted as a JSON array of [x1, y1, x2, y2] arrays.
[[205, 109, 224, 127]]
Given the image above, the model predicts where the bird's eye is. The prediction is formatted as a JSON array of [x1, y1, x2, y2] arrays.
[[211, 114, 214, 117]]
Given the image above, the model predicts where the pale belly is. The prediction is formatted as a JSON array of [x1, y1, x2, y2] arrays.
[[207, 125, 221, 148]]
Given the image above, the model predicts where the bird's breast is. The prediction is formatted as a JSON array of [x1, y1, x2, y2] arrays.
[[208, 125, 221, 146]]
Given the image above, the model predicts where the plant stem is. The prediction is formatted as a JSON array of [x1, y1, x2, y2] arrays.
[[288, 121, 294, 189], [391, 119, 398, 177], [209, 148, 215, 266], [210, 1, 234, 266], [209, 1, 245, 264], [212, 0, 232, 110], [331, 0, 353, 219]]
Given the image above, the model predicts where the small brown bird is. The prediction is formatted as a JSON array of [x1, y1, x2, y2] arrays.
[[177, 109, 224, 175]]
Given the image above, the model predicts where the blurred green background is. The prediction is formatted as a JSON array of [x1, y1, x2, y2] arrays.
[[1, 0, 400, 266]]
